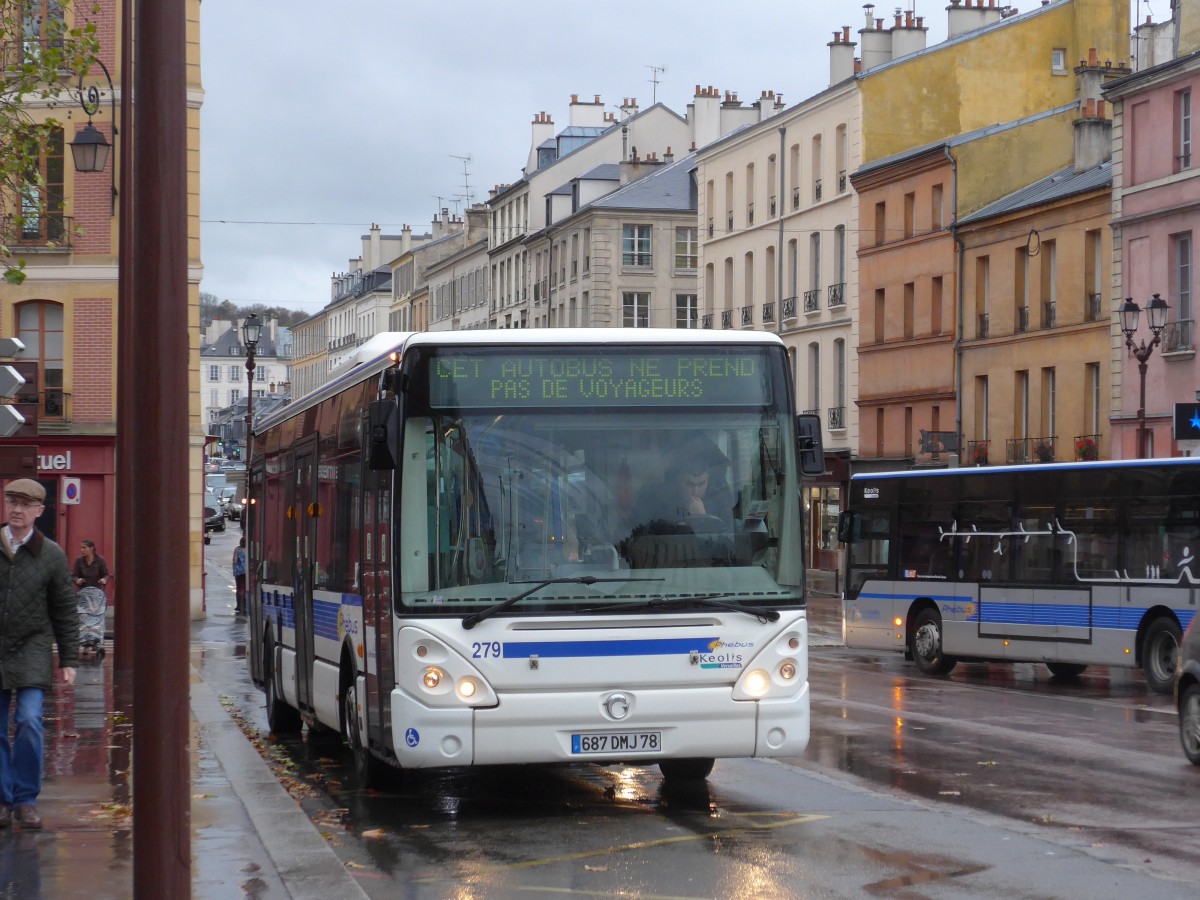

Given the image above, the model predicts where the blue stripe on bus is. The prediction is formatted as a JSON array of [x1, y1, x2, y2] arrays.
[[312, 594, 365, 641], [861, 594, 1197, 632], [502, 637, 719, 659]]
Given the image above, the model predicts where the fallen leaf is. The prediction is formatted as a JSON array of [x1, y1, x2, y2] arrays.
[[361, 828, 386, 839], [583, 865, 608, 872], [191, 793, 215, 800]]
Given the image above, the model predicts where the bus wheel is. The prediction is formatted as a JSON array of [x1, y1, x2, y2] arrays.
[[911, 608, 957, 676], [1046, 663, 1087, 679], [1180, 683, 1200, 766], [265, 650, 302, 735], [1143, 617, 1182, 695], [340, 671, 386, 787], [659, 758, 715, 782]]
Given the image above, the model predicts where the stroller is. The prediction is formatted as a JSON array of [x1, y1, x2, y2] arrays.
[[77, 585, 107, 659]]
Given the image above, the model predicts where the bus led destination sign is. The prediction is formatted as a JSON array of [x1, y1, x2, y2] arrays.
[[428, 350, 773, 408]]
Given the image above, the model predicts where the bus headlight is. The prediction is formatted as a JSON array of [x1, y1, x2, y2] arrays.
[[399, 628, 499, 708], [779, 660, 797, 681], [742, 669, 772, 697]]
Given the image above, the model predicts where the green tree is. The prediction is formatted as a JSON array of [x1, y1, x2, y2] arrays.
[[2, 0, 101, 284]]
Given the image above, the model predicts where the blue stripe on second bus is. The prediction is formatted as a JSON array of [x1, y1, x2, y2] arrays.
[[869, 593, 1197, 632], [502, 637, 718, 659]]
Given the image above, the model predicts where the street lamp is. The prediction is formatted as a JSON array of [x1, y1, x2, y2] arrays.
[[242, 314, 261, 460], [1120, 293, 1170, 459], [69, 57, 117, 214]]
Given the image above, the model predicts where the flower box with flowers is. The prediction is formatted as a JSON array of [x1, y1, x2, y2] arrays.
[[969, 443, 989, 465], [1034, 440, 1055, 462], [1075, 436, 1099, 461]]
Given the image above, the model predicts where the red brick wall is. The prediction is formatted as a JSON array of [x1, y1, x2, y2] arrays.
[[73, 0, 120, 256], [72, 298, 115, 422]]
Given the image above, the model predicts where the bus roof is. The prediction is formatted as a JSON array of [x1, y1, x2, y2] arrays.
[[850, 456, 1200, 481], [257, 328, 788, 434]]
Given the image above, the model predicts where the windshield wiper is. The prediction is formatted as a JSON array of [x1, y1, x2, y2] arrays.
[[461, 576, 660, 630], [581, 593, 780, 622]]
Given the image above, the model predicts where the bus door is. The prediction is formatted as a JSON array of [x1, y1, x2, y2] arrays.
[[362, 461, 394, 752], [292, 440, 318, 713]]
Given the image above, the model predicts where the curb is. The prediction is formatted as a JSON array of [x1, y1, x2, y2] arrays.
[[189, 671, 369, 900]]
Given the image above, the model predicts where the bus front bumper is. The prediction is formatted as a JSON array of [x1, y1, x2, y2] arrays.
[[390, 682, 810, 768]]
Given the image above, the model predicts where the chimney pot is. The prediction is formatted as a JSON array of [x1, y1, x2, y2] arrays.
[[594, 94, 601, 103], [843, 25, 851, 40], [571, 93, 578, 103], [1097, 99, 1106, 117]]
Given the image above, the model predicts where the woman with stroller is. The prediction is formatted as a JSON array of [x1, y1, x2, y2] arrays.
[[72, 540, 110, 658], [72, 539, 110, 591]]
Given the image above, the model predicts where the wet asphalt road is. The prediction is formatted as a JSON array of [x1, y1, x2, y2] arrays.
[[196, 527, 1200, 897]]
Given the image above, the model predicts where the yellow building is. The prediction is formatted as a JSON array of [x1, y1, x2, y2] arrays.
[[1, 0, 205, 615]]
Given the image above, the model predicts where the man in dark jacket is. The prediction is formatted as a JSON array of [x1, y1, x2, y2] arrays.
[[0, 478, 77, 830]]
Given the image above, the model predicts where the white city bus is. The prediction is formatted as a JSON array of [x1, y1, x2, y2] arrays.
[[246, 329, 824, 783], [840, 458, 1200, 692]]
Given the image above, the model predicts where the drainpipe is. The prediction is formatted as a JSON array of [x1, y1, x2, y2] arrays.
[[777, 124, 786, 336], [946, 145, 963, 468]]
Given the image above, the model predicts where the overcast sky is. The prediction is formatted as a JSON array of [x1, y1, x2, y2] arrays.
[[199, 1, 1147, 315]]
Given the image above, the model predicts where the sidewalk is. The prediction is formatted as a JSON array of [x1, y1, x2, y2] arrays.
[[4, 633, 367, 900]]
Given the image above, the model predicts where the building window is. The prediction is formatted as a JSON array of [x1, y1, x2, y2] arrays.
[[1051, 48, 1067, 74], [622, 292, 650, 327], [229, 389, 241, 405], [622, 224, 652, 267], [15, 300, 64, 418], [17, 126, 64, 244], [1178, 88, 1192, 172], [208, 365, 220, 382], [228, 365, 240, 380], [675, 226, 698, 269], [1174, 232, 1193, 350], [675, 293, 699, 328]]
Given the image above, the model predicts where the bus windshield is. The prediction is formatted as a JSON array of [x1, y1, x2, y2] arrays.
[[398, 349, 802, 613]]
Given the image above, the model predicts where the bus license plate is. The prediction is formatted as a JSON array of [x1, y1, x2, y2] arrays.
[[571, 731, 662, 754]]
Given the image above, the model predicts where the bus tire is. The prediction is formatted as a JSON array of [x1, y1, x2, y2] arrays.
[[659, 757, 715, 782], [340, 665, 387, 788], [1046, 663, 1087, 679], [1143, 616, 1181, 695], [265, 646, 302, 735], [911, 607, 957, 676], [1180, 683, 1200, 766]]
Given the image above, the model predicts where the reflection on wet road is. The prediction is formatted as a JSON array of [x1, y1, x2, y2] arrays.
[[193, 530, 1200, 897]]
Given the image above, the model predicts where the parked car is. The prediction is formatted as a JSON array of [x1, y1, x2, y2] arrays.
[[204, 503, 225, 533], [1178, 613, 1200, 765], [217, 485, 241, 520]]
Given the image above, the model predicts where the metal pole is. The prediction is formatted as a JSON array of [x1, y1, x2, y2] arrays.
[[245, 348, 255, 460], [114, 0, 135, 678], [131, 0, 190, 894], [1138, 358, 1148, 459]]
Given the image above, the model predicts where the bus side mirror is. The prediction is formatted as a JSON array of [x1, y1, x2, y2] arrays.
[[368, 399, 396, 470], [796, 414, 825, 477], [837, 510, 856, 544]]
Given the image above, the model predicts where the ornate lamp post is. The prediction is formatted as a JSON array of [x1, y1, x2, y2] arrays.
[[68, 57, 117, 213], [242, 314, 261, 460], [1120, 293, 1170, 459]]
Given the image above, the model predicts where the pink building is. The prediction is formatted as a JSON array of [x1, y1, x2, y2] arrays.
[[1106, 17, 1200, 458]]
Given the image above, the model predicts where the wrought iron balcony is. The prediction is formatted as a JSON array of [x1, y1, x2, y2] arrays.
[[721, 309, 733, 329], [769, 195, 777, 217], [1073, 432, 1100, 461], [803, 289, 820, 313], [966, 439, 989, 466], [782, 296, 797, 320], [1016, 306, 1030, 333], [838, 171, 847, 193], [3, 214, 73, 249], [1042, 301, 1056, 328], [762, 302, 775, 324], [792, 186, 800, 210], [813, 179, 823, 201], [747, 202, 754, 226], [977, 312, 989, 339], [1163, 318, 1194, 353], [1007, 435, 1057, 464], [1086, 292, 1102, 322], [702, 314, 713, 329], [726, 212, 734, 231], [707, 217, 714, 238], [740, 305, 753, 327], [828, 406, 845, 430], [827, 282, 845, 308]]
